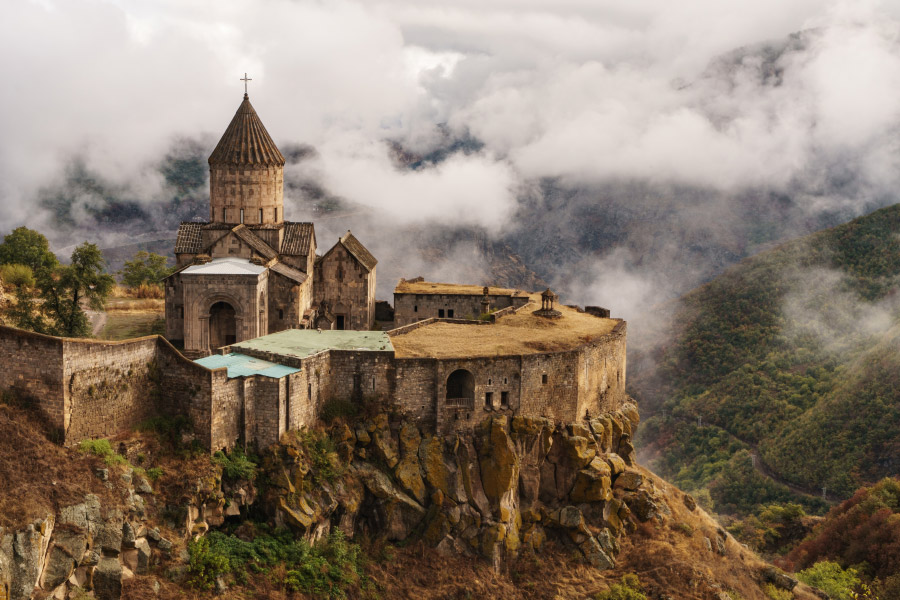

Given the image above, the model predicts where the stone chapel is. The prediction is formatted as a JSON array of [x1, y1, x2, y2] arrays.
[[164, 92, 377, 357]]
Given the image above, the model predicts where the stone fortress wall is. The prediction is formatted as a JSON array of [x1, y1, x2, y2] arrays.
[[0, 300, 627, 452]]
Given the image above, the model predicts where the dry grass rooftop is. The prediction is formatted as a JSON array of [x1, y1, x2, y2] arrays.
[[394, 280, 527, 296], [390, 297, 619, 358]]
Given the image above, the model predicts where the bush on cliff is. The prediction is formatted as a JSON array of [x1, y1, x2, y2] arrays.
[[188, 527, 369, 597], [213, 448, 258, 482]]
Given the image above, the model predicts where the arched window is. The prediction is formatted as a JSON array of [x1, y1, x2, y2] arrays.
[[446, 369, 475, 408]]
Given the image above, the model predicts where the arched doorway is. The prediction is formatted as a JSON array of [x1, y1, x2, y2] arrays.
[[446, 369, 475, 408], [210, 301, 237, 349]]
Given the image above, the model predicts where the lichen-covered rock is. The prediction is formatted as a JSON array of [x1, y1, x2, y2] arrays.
[[355, 462, 425, 540], [40, 529, 86, 591], [371, 424, 400, 469], [580, 535, 615, 569], [394, 456, 426, 504], [419, 435, 452, 499], [93, 556, 123, 600], [570, 464, 612, 503], [477, 418, 520, 522], [613, 469, 643, 491], [606, 454, 626, 477]]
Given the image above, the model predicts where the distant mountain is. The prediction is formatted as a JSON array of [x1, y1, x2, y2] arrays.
[[635, 204, 900, 516]]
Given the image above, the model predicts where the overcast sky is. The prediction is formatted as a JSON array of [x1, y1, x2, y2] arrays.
[[3, 0, 900, 238]]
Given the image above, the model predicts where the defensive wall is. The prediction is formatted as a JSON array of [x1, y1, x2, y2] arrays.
[[0, 300, 627, 449]]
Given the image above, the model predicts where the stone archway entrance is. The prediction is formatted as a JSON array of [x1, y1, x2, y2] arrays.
[[210, 301, 237, 349], [446, 369, 475, 409]]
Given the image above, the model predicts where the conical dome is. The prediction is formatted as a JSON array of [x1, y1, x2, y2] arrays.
[[208, 94, 285, 167]]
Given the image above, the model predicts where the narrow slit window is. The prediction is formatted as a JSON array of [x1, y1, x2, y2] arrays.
[[259, 208, 263, 223], [542, 374, 548, 385], [240, 208, 244, 224]]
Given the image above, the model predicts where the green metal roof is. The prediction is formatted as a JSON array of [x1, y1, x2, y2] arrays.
[[231, 329, 394, 360], [194, 352, 300, 379]]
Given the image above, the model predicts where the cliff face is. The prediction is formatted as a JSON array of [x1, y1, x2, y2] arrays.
[[0, 398, 821, 600], [265, 405, 645, 571]]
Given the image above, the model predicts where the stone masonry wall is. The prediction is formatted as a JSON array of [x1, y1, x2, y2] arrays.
[[209, 165, 284, 225], [393, 292, 530, 327], [0, 325, 64, 435], [313, 243, 374, 330], [62, 336, 160, 441]]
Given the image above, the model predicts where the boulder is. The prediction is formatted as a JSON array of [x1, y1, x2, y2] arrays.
[[570, 467, 612, 503], [606, 454, 626, 477], [683, 494, 697, 512], [355, 462, 425, 540], [394, 457, 426, 504], [372, 427, 399, 469], [580, 536, 615, 569], [613, 469, 643, 491], [93, 557, 123, 600], [134, 538, 151, 575], [563, 436, 596, 468], [41, 530, 86, 591], [762, 567, 798, 591]]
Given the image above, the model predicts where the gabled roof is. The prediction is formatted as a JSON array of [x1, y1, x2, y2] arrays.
[[231, 225, 278, 260], [181, 257, 266, 276], [174, 222, 204, 254], [208, 94, 285, 167], [281, 222, 315, 256], [331, 231, 377, 272], [270, 262, 307, 284]]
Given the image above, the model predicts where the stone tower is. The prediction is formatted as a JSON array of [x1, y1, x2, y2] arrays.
[[208, 93, 285, 226]]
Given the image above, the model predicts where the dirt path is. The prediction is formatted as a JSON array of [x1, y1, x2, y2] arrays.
[[86, 310, 107, 338]]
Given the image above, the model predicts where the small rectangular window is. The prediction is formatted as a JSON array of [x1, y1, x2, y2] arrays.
[[278, 309, 284, 320], [240, 208, 244, 224], [542, 374, 548, 385], [448, 309, 454, 318], [223, 207, 226, 222], [414, 305, 418, 312], [438, 309, 445, 318], [259, 208, 263, 223], [501, 391, 509, 407], [485, 392, 493, 408]]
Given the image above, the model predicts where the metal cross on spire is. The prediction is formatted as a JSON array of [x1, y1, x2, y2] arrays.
[[240, 73, 252, 95]]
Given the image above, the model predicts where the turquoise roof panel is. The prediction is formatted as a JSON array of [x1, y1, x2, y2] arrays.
[[231, 329, 394, 360], [194, 353, 300, 379]]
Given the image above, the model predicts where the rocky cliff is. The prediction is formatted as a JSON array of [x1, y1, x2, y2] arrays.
[[0, 398, 827, 599]]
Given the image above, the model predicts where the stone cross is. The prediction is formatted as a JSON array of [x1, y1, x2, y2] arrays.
[[241, 73, 252, 94]]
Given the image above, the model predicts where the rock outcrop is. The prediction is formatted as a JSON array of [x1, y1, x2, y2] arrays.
[[262, 403, 658, 569]]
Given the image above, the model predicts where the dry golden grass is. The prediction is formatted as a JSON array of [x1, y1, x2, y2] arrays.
[[395, 280, 526, 296], [391, 298, 619, 358], [104, 297, 165, 312]]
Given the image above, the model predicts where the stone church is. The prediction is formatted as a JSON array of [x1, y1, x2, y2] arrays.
[[165, 92, 377, 357]]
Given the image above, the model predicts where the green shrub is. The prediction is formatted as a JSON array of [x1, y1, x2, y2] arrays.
[[136, 415, 192, 446], [763, 584, 792, 600], [213, 448, 258, 481], [145, 467, 164, 481], [595, 574, 646, 600], [300, 430, 344, 483], [796, 561, 864, 600], [187, 528, 368, 597], [0, 263, 35, 288], [78, 438, 113, 457]]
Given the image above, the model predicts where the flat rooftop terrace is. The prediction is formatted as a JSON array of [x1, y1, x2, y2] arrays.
[[230, 329, 394, 360], [390, 299, 620, 358], [394, 280, 526, 296]]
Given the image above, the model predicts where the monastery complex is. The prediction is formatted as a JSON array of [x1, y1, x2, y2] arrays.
[[0, 91, 628, 452]]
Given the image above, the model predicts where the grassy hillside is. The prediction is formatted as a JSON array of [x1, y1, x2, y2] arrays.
[[637, 204, 900, 512]]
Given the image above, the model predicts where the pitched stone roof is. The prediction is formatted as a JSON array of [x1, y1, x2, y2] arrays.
[[281, 222, 315, 256], [208, 94, 285, 167], [231, 225, 278, 260], [339, 231, 377, 272], [270, 262, 307, 284], [174, 222, 203, 254]]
